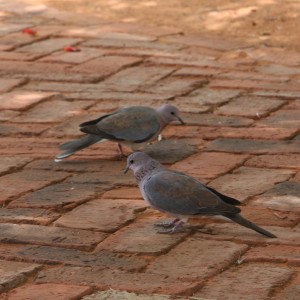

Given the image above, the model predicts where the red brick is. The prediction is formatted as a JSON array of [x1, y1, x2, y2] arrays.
[[209, 79, 300, 92], [39, 47, 105, 64], [0, 123, 50, 137], [8, 182, 98, 209], [245, 154, 300, 169], [70, 55, 142, 77], [0, 169, 69, 204], [96, 214, 188, 254], [36, 265, 198, 295], [92, 31, 157, 42], [6, 283, 92, 300], [252, 181, 300, 212], [13, 99, 93, 123], [100, 65, 176, 92], [171, 100, 210, 114], [251, 90, 300, 99], [0, 61, 100, 83], [0, 260, 41, 292], [0, 223, 107, 250], [54, 199, 147, 232], [0, 32, 42, 49], [244, 245, 300, 266], [275, 273, 300, 300], [284, 100, 300, 110], [256, 64, 300, 76], [257, 110, 300, 128], [101, 187, 143, 200], [0, 207, 59, 225], [0, 156, 32, 175], [174, 66, 222, 77], [147, 237, 247, 280], [0, 244, 148, 271], [201, 127, 297, 140], [0, 78, 25, 93], [0, 91, 58, 110], [194, 263, 294, 300], [17, 37, 82, 54], [209, 167, 293, 202], [216, 96, 286, 118], [172, 152, 249, 182]]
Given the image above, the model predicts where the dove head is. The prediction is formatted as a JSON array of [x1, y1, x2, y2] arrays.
[[156, 104, 184, 125], [124, 152, 162, 181]]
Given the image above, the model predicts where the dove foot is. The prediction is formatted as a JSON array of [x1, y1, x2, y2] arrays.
[[157, 221, 185, 234], [154, 218, 180, 228]]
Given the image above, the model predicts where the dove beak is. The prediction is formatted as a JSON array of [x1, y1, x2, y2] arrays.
[[124, 166, 129, 174], [176, 115, 185, 125]]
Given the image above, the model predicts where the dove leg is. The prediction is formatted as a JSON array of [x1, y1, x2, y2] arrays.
[[154, 218, 180, 228], [157, 220, 185, 234], [117, 143, 125, 158]]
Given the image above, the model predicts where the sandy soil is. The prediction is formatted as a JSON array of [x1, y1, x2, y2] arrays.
[[20, 0, 300, 50]]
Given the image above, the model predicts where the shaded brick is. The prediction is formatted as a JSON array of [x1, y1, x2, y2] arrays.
[[274, 273, 300, 300], [0, 32, 43, 49], [163, 126, 202, 139], [93, 31, 156, 42], [209, 167, 293, 201], [0, 61, 100, 83], [194, 263, 294, 300], [206, 138, 300, 154], [0, 245, 148, 271], [0, 223, 107, 250], [55, 199, 147, 232], [251, 90, 300, 99], [256, 64, 300, 76], [0, 110, 20, 121], [13, 99, 93, 123], [6, 283, 92, 300], [0, 50, 46, 61], [174, 66, 221, 77], [172, 152, 249, 181], [101, 187, 142, 200], [70, 56, 142, 77], [0, 122, 50, 137], [201, 127, 298, 140], [100, 65, 176, 92], [0, 260, 41, 292], [209, 79, 300, 92], [0, 78, 25, 93], [216, 96, 286, 118], [17, 38, 82, 54], [36, 265, 199, 295], [0, 169, 69, 204], [141, 76, 207, 96], [147, 237, 247, 280], [239, 205, 299, 227], [245, 154, 300, 169], [257, 110, 300, 128], [0, 91, 58, 110], [96, 214, 188, 254], [196, 224, 300, 246], [252, 181, 300, 212], [183, 113, 253, 127], [144, 139, 198, 164], [244, 245, 300, 266], [0, 156, 32, 176], [40, 47, 105, 64], [8, 182, 99, 209], [0, 207, 59, 225]]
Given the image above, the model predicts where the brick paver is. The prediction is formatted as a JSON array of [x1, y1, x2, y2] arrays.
[[0, 1, 299, 299]]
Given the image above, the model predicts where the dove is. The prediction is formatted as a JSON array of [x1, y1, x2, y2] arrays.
[[55, 104, 184, 161], [124, 152, 276, 238]]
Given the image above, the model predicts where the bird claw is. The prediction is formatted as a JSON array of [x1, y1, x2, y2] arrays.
[[154, 219, 179, 228], [156, 221, 185, 234]]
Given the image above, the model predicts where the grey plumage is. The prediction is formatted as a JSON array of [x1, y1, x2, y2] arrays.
[[56, 105, 184, 160], [125, 152, 276, 238]]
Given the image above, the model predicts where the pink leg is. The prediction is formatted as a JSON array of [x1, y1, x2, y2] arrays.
[[157, 220, 185, 234], [154, 218, 180, 228]]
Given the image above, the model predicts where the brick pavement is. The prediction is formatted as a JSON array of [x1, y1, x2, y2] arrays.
[[0, 2, 299, 300]]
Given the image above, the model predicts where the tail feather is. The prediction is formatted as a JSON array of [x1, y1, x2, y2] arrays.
[[56, 134, 103, 160], [225, 213, 277, 238]]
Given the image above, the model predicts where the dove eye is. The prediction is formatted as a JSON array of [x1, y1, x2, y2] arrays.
[[170, 112, 175, 115], [130, 159, 134, 164]]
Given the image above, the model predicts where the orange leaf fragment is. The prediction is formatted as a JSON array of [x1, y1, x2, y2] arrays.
[[64, 45, 81, 52]]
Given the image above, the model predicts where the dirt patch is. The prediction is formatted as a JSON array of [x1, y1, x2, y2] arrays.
[[20, 0, 300, 50]]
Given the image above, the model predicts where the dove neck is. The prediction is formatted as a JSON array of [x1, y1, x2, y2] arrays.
[[134, 160, 162, 183]]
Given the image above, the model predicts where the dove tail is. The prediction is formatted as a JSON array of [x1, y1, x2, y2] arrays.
[[55, 134, 103, 160], [224, 213, 277, 238]]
